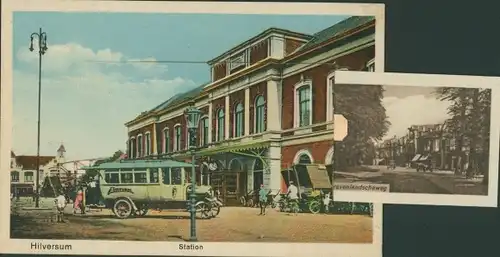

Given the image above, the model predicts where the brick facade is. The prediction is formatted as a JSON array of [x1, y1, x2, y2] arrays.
[[285, 38, 305, 55], [281, 140, 333, 168], [250, 39, 269, 65]]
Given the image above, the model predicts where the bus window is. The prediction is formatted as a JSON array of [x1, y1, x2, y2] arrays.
[[121, 173, 133, 183], [162, 168, 171, 185], [105, 173, 119, 183], [171, 167, 182, 185], [149, 168, 159, 183], [134, 171, 147, 183]]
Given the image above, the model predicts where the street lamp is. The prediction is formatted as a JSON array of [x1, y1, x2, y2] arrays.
[[184, 106, 202, 241], [29, 28, 48, 208]]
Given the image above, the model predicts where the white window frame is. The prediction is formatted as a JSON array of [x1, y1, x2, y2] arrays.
[[254, 95, 266, 134], [292, 149, 314, 165], [293, 79, 313, 128], [216, 108, 225, 142], [199, 115, 209, 147], [233, 103, 244, 138], [162, 128, 170, 153], [173, 124, 182, 152], [136, 134, 143, 158], [144, 132, 151, 156], [326, 68, 349, 123]]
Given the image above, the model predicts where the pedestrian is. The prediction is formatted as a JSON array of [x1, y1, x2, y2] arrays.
[[73, 187, 84, 214], [55, 192, 67, 222], [258, 184, 267, 215], [323, 192, 332, 214], [287, 181, 299, 215]]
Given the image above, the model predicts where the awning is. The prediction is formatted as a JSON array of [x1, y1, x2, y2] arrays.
[[419, 155, 428, 161], [304, 164, 332, 189], [411, 154, 422, 162], [197, 141, 270, 156]]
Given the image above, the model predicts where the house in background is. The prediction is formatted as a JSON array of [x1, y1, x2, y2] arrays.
[[10, 144, 67, 196], [124, 16, 376, 205]]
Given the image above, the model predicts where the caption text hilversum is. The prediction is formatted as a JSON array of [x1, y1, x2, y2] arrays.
[[31, 242, 72, 251]]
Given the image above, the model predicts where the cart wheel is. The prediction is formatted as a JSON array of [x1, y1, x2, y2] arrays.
[[247, 199, 254, 208], [239, 196, 246, 206], [308, 200, 321, 214], [195, 202, 211, 219]]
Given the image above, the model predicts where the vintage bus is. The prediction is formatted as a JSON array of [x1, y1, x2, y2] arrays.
[[82, 159, 213, 219]]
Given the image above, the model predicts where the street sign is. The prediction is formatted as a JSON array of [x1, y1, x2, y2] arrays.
[[334, 114, 348, 141]]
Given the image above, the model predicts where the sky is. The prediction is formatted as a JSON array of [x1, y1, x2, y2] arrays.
[[12, 11, 348, 161], [382, 85, 452, 140]]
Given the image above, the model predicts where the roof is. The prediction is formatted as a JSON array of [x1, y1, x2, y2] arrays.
[[82, 159, 195, 170], [207, 27, 312, 65], [57, 144, 66, 153], [15, 155, 56, 170], [148, 83, 209, 113], [296, 16, 375, 53]]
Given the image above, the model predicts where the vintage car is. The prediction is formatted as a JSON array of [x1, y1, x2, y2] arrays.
[[82, 159, 213, 219], [412, 154, 433, 172], [281, 164, 333, 214]]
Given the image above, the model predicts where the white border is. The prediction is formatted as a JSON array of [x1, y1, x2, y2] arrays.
[[1, 1, 385, 256], [334, 70, 500, 207]]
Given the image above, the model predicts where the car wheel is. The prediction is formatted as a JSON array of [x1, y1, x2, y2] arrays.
[[113, 199, 133, 219]]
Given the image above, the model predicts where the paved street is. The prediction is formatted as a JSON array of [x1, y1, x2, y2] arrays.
[[335, 165, 487, 195], [10, 205, 373, 243]]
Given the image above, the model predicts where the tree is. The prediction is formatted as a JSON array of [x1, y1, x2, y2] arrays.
[[434, 87, 491, 183], [333, 84, 390, 170]]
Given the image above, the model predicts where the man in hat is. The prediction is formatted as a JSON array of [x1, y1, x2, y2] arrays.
[[258, 184, 267, 215]]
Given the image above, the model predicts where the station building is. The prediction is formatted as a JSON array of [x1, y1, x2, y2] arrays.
[[124, 16, 376, 204]]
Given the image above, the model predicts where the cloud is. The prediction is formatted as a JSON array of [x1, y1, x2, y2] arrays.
[[383, 94, 452, 140], [13, 43, 197, 161]]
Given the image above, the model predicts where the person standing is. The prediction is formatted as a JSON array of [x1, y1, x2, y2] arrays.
[[287, 181, 299, 215], [73, 187, 84, 214], [258, 184, 267, 215], [323, 192, 332, 214]]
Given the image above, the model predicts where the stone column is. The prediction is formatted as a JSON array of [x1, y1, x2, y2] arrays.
[[266, 79, 280, 131], [264, 144, 282, 191]]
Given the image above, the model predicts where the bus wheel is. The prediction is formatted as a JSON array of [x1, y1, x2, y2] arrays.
[[308, 200, 321, 214], [113, 199, 133, 219]]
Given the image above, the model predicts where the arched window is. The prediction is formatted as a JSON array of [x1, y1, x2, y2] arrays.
[[162, 128, 170, 153], [234, 103, 244, 137], [217, 109, 225, 141], [200, 117, 209, 146], [298, 154, 312, 164], [145, 132, 151, 156], [295, 83, 312, 127], [137, 134, 143, 157], [254, 96, 265, 133], [174, 125, 182, 151], [129, 137, 136, 159]]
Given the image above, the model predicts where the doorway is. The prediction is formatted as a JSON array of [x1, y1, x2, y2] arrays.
[[253, 158, 264, 191]]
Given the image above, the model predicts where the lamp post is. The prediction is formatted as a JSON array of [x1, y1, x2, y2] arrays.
[[184, 106, 202, 241], [29, 28, 48, 208]]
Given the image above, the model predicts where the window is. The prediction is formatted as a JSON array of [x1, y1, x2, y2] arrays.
[[104, 169, 120, 183], [129, 138, 136, 159], [200, 117, 209, 146], [162, 168, 171, 184], [234, 103, 244, 137], [187, 127, 194, 149], [134, 171, 148, 183], [137, 135, 143, 157], [150, 168, 159, 183], [163, 128, 170, 153], [120, 171, 134, 183], [298, 154, 312, 164], [296, 85, 312, 127], [24, 171, 34, 182], [255, 96, 265, 133], [171, 167, 182, 185], [174, 125, 182, 151], [217, 109, 225, 141], [145, 132, 151, 156], [11, 171, 19, 182]]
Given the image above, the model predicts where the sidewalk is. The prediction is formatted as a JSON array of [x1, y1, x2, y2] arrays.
[[423, 174, 487, 195]]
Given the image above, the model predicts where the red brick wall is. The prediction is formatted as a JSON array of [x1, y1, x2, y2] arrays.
[[128, 123, 155, 156], [211, 97, 226, 142], [229, 90, 245, 138], [281, 46, 375, 130], [250, 39, 269, 65], [249, 81, 267, 134], [281, 140, 333, 168], [213, 62, 227, 81], [156, 115, 184, 153], [285, 38, 305, 55]]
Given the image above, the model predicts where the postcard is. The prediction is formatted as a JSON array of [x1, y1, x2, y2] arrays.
[[332, 70, 500, 207], [0, 0, 385, 256]]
